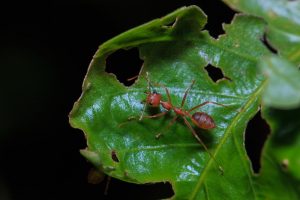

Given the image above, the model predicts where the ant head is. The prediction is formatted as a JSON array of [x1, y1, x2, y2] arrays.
[[192, 112, 216, 130], [146, 92, 161, 107]]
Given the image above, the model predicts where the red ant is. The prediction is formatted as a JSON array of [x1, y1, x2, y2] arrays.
[[123, 72, 226, 173]]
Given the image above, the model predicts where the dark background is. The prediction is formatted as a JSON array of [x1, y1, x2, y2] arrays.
[[0, 1, 244, 199]]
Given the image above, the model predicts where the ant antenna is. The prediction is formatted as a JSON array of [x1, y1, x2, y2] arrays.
[[139, 72, 156, 120], [104, 176, 111, 195], [145, 72, 157, 93]]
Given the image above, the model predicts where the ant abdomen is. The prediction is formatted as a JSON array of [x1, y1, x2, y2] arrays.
[[192, 112, 216, 130]]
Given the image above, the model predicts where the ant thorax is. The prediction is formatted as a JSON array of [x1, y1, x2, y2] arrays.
[[160, 101, 172, 111]]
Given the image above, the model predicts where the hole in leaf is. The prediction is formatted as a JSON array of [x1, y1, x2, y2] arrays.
[[106, 178, 174, 199], [261, 33, 278, 54], [201, 2, 236, 38], [205, 64, 231, 82], [245, 110, 270, 173], [111, 150, 119, 162], [106, 48, 143, 86], [204, 21, 225, 39]]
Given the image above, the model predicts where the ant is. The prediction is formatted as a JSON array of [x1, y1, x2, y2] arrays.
[[123, 72, 226, 173]]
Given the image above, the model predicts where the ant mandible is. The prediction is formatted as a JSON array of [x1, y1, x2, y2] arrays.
[[135, 72, 225, 173]]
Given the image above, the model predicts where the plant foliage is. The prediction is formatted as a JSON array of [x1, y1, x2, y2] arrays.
[[69, 4, 300, 199]]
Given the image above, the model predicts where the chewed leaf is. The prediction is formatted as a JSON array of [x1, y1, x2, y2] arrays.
[[68, 5, 300, 199], [258, 107, 300, 199], [223, 0, 300, 66]]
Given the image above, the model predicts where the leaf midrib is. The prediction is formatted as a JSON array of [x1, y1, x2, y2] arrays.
[[188, 80, 267, 200]]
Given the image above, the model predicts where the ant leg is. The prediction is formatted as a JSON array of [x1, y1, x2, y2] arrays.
[[182, 116, 224, 174], [155, 115, 178, 139], [118, 118, 136, 128], [104, 176, 111, 195], [127, 70, 148, 82], [142, 111, 169, 119], [181, 80, 195, 108], [127, 75, 139, 82], [162, 86, 172, 103], [139, 102, 147, 120], [188, 101, 226, 112], [118, 111, 169, 128]]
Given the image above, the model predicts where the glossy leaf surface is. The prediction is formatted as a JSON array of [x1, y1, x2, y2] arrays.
[[223, 0, 300, 66], [69, 6, 299, 199], [260, 56, 300, 109]]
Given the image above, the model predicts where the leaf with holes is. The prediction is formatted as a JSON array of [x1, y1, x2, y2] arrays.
[[257, 107, 300, 199], [223, 0, 300, 109], [69, 6, 299, 199], [222, 0, 300, 66]]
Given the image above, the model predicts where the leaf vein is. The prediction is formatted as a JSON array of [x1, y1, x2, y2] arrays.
[[189, 80, 266, 199], [118, 143, 200, 154]]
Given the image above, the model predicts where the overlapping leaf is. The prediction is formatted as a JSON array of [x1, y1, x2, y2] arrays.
[[221, 1, 300, 198], [255, 107, 300, 200], [223, 0, 300, 107], [260, 56, 300, 109], [223, 0, 300, 66]]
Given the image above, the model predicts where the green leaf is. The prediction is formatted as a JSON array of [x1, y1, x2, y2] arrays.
[[256, 107, 300, 199], [259, 56, 300, 109], [69, 5, 299, 199], [222, 0, 300, 66]]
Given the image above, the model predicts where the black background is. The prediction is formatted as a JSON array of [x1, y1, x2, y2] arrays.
[[0, 1, 240, 199]]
